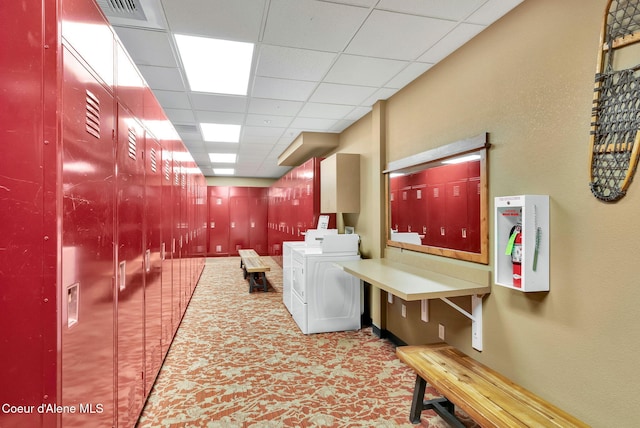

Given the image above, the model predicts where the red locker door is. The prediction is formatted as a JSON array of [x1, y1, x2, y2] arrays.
[[160, 145, 174, 357], [229, 188, 250, 255], [249, 187, 269, 255], [115, 104, 146, 428], [208, 186, 230, 256], [466, 177, 482, 253], [171, 158, 183, 333], [445, 179, 469, 251], [144, 136, 163, 395], [60, 48, 115, 428], [426, 183, 446, 248]]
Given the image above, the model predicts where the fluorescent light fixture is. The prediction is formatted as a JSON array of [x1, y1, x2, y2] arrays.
[[442, 154, 481, 164], [209, 153, 237, 163], [213, 168, 235, 175], [175, 34, 253, 95], [201, 123, 241, 143]]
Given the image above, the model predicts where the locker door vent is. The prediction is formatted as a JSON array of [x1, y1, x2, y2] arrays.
[[174, 161, 180, 185], [128, 128, 137, 160], [150, 148, 158, 173], [164, 159, 171, 182], [85, 90, 100, 139]]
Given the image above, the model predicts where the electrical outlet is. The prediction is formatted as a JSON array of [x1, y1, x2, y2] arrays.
[[438, 324, 445, 341], [401, 304, 406, 318]]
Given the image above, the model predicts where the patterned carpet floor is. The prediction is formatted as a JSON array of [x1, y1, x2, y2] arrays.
[[136, 257, 476, 428]]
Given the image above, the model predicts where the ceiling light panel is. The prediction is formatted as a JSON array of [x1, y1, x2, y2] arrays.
[[209, 153, 237, 163], [201, 123, 241, 142], [175, 34, 254, 95], [213, 168, 235, 175]]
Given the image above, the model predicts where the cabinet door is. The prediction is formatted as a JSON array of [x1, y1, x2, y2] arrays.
[[208, 187, 229, 255], [466, 177, 481, 253]]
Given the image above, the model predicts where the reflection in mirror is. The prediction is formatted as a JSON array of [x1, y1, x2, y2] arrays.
[[386, 134, 489, 264]]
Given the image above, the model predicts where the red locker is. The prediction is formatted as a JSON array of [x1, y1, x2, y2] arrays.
[[229, 187, 250, 255], [115, 104, 146, 428], [1, 2, 206, 427], [144, 136, 164, 395], [426, 182, 446, 248], [249, 187, 269, 255], [160, 144, 175, 357], [0, 2, 53, 426], [60, 48, 117, 428], [208, 186, 230, 256]]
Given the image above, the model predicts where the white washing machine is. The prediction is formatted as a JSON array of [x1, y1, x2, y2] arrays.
[[291, 234, 361, 334], [282, 229, 337, 314]]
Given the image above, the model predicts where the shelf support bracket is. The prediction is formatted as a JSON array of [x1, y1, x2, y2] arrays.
[[439, 294, 484, 351]]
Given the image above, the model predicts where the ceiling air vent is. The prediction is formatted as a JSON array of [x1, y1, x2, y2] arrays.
[[97, 0, 147, 21]]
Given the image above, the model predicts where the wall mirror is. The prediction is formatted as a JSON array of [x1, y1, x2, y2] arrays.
[[385, 133, 490, 264]]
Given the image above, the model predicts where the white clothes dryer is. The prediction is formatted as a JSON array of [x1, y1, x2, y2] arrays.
[[291, 234, 361, 334]]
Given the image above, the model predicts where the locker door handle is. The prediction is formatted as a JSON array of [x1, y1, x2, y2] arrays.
[[145, 249, 151, 272], [440, 227, 445, 236], [119, 261, 126, 291], [462, 228, 467, 238]]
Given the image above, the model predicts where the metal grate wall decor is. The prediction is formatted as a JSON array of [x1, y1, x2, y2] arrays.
[[590, 0, 640, 201]]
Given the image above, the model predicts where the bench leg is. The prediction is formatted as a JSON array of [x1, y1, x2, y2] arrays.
[[410, 375, 427, 423], [249, 272, 268, 293], [410, 375, 464, 428]]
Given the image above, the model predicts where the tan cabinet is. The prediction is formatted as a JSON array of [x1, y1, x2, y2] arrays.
[[321, 153, 360, 213]]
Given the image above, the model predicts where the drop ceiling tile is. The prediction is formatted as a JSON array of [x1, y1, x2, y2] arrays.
[[324, 54, 408, 87], [310, 83, 378, 106], [376, 0, 487, 21], [243, 125, 287, 138], [344, 106, 372, 121], [204, 142, 241, 152], [248, 98, 303, 116], [252, 76, 318, 101], [239, 143, 274, 155], [195, 111, 245, 124], [162, 0, 267, 42], [153, 90, 192, 109], [467, 0, 524, 25], [245, 114, 293, 128], [346, 10, 457, 60], [362, 87, 398, 106], [418, 23, 486, 63], [298, 103, 355, 120], [165, 108, 196, 123], [256, 45, 337, 81], [385, 62, 433, 89], [113, 27, 177, 67], [137, 65, 185, 91], [330, 119, 357, 133], [190, 93, 247, 112], [263, 0, 369, 51], [289, 117, 339, 131]]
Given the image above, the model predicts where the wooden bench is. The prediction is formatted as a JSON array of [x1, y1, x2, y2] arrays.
[[238, 249, 270, 293], [396, 344, 588, 428]]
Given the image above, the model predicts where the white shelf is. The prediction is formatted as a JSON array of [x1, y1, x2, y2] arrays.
[[494, 195, 549, 292]]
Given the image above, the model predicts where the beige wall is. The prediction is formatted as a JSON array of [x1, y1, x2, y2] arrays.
[[332, 0, 640, 426], [205, 176, 276, 187]]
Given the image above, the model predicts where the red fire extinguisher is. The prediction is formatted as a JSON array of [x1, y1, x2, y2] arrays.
[[509, 224, 523, 288]]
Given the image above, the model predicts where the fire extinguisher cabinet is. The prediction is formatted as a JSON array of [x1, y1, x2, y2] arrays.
[[494, 195, 549, 292]]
